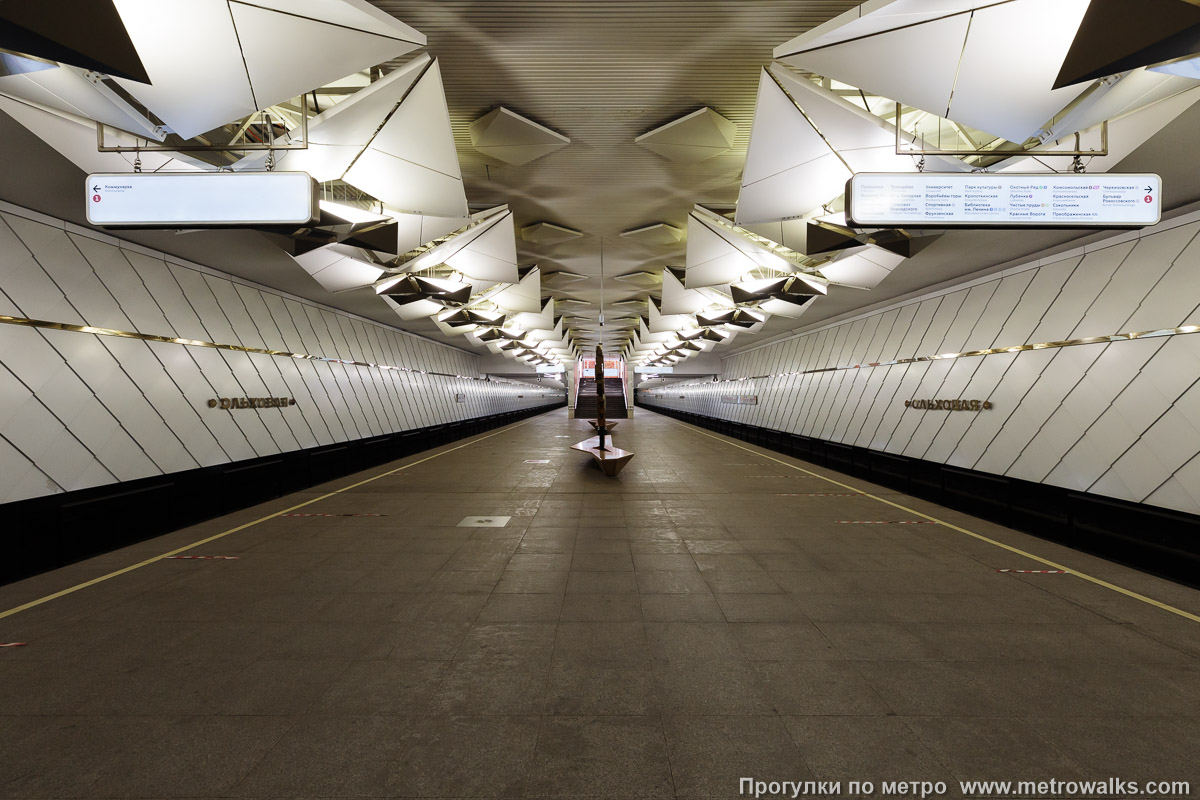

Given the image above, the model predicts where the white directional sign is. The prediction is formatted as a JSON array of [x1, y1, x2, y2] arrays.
[[846, 173, 1161, 228], [86, 172, 318, 227]]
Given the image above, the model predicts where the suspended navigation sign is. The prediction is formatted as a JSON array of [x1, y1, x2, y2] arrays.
[[845, 173, 1161, 229], [85, 172, 318, 228]]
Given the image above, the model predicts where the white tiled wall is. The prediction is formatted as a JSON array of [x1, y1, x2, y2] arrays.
[[644, 209, 1200, 517], [0, 203, 563, 505]]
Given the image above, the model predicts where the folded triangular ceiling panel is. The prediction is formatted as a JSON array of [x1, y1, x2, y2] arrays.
[[0, 95, 202, 173], [660, 269, 711, 315], [242, 0, 424, 43], [1048, 68, 1199, 140], [109, 0, 424, 140], [343, 59, 468, 217], [1053, 0, 1200, 88], [491, 267, 542, 314], [393, 211, 472, 254], [443, 210, 519, 284], [234, 51, 430, 179], [948, 0, 1093, 143], [470, 106, 570, 165], [685, 213, 759, 289], [817, 246, 906, 290], [0, 64, 162, 139], [1000, 84, 1200, 173], [775, 0, 1093, 144], [292, 244, 385, 293], [737, 69, 852, 224], [776, 13, 966, 134], [647, 298, 694, 333], [635, 107, 736, 162], [0, 0, 150, 83], [230, 3, 416, 122]]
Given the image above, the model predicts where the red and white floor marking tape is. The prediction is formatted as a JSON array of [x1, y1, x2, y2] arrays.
[[165, 556, 240, 560], [836, 520, 936, 524], [775, 493, 859, 497], [281, 513, 388, 517], [997, 569, 1069, 574], [0, 642, 28, 647]]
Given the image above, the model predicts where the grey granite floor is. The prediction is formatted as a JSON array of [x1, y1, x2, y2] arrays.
[[0, 408, 1197, 799]]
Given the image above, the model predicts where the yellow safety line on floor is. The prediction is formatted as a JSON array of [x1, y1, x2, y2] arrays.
[[667, 417, 1200, 624], [0, 419, 534, 621]]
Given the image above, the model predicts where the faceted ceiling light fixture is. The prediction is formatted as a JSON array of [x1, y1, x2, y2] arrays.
[[521, 222, 584, 245], [619, 223, 684, 246], [634, 107, 736, 163], [470, 106, 570, 165]]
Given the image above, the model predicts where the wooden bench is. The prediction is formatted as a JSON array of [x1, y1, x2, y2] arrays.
[[571, 435, 635, 476]]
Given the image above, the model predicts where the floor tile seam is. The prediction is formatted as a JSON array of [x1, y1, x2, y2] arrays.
[[0, 418, 539, 623], [650, 413, 1200, 625]]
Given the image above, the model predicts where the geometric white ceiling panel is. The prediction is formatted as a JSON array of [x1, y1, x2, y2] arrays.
[[0, 95, 204, 174], [1047, 68, 1200, 141], [736, 68, 852, 224], [491, 267, 543, 314], [817, 245, 906, 290], [392, 206, 516, 286], [1000, 84, 1200, 174], [443, 210, 518, 284], [686, 208, 796, 289], [0, 64, 162, 139], [767, 64, 967, 177], [948, 0, 1093, 143], [1149, 57, 1200, 80], [512, 298, 556, 332], [774, 0, 1093, 144], [292, 244, 385, 293], [634, 107, 736, 163], [647, 299, 693, 333], [342, 59, 467, 217], [383, 294, 445, 321], [470, 106, 569, 165], [109, 0, 424, 140], [393, 212, 473, 255], [661, 269, 711, 315], [236, 54, 429, 179], [685, 212, 759, 289]]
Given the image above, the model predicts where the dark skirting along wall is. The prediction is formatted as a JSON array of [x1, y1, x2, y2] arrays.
[[1, 402, 564, 586], [638, 401, 1200, 589]]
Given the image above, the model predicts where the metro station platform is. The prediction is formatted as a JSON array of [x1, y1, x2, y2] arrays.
[[0, 407, 1197, 799]]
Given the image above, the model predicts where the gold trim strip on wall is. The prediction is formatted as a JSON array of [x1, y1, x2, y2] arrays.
[[650, 324, 1200, 388], [0, 314, 531, 385]]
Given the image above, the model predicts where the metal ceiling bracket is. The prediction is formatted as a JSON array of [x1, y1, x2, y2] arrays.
[[96, 94, 310, 153], [893, 103, 1108, 157]]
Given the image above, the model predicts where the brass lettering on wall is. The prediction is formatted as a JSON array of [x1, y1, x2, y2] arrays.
[[208, 397, 296, 410], [905, 399, 992, 411]]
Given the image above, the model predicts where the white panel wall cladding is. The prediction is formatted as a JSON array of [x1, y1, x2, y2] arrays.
[[647, 209, 1200, 517], [0, 203, 562, 506]]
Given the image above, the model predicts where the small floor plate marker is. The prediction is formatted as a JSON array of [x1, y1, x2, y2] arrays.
[[524, 459, 551, 464], [997, 569, 1069, 574], [281, 513, 388, 517], [836, 520, 935, 524], [165, 556, 240, 560], [457, 515, 512, 528]]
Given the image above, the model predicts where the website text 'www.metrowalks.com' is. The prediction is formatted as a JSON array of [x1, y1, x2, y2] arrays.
[[739, 777, 1192, 799]]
